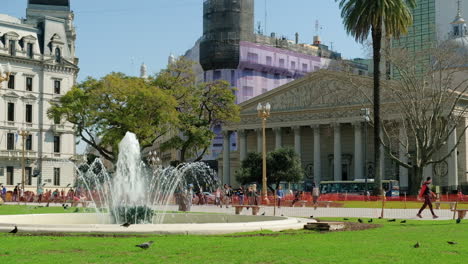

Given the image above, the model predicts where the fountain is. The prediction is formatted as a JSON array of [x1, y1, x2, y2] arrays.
[[0, 132, 311, 234]]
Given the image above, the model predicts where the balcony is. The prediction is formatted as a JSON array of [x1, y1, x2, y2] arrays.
[[0, 150, 38, 159], [51, 124, 68, 133]]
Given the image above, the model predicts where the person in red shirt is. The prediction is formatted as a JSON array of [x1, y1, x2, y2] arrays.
[[417, 177, 438, 219]]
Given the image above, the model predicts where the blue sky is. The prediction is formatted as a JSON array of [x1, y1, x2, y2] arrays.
[[3, 0, 365, 82]]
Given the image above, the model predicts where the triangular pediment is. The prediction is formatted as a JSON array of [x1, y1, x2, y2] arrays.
[[44, 58, 78, 69], [23, 94, 38, 100], [240, 70, 372, 115], [3, 91, 20, 98]]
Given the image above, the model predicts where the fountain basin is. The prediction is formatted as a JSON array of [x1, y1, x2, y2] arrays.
[[0, 213, 312, 235]]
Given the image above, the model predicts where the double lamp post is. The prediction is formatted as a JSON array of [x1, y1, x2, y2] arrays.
[[257, 102, 271, 204]]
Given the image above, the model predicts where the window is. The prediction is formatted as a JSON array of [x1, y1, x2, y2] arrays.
[[266, 56, 272, 66], [291, 61, 296, 70], [243, 86, 253, 97], [302, 63, 308, 72], [54, 80, 61, 94], [26, 134, 32, 151], [26, 104, 33, 123], [26, 167, 32, 185], [55, 47, 61, 63], [247, 52, 258, 63], [53, 168, 60, 186], [279, 59, 285, 68], [7, 133, 15, 150], [213, 70, 221, 80], [262, 88, 268, 93], [26, 77, 33, 91], [8, 75, 15, 89], [53, 135, 61, 153], [7, 167, 14, 185], [9, 40, 16, 56], [7, 102, 15, 121], [27, 43, 34, 59]]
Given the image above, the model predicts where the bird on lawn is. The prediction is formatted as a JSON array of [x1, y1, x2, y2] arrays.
[[388, 219, 396, 222], [136, 241, 154, 250], [343, 218, 349, 221], [261, 212, 265, 216], [281, 214, 284, 217], [447, 241, 458, 245], [121, 222, 131, 228], [378, 216, 383, 219], [456, 218, 461, 224], [368, 219, 373, 223], [358, 219, 363, 223], [310, 216, 314, 219], [400, 220, 407, 224], [413, 242, 420, 248], [9, 226, 18, 234], [73, 208, 79, 213]]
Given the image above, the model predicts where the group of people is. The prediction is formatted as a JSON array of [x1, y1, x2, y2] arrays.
[[0, 185, 88, 205], [214, 184, 260, 208]]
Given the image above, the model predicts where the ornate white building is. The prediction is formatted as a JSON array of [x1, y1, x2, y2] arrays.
[[0, 0, 78, 191]]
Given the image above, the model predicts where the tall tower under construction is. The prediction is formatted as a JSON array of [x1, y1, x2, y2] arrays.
[[200, 0, 255, 71]]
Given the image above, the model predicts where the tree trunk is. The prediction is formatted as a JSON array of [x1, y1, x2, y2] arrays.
[[409, 166, 424, 195], [371, 24, 383, 195]]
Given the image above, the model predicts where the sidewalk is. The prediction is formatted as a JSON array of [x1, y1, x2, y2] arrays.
[[3, 202, 458, 220]]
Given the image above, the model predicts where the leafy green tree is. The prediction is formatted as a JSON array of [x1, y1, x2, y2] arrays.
[[154, 58, 240, 162], [236, 148, 304, 192], [48, 73, 178, 163], [336, 0, 416, 193]]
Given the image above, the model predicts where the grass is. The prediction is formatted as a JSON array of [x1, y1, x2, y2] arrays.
[[0, 206, 467, 264], [0, 205, 88, 215]]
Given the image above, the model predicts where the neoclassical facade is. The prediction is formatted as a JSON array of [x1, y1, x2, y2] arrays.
[[221, 70, 467, 192], [0, 1, 78, 191]]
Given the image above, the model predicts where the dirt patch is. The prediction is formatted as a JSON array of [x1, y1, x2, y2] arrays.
[[341, 222, 382, 232]]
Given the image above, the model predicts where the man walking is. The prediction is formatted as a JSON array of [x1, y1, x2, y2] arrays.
[[417, 177, 438, 219]]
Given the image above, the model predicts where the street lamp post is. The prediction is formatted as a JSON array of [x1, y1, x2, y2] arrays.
[[257, 102, 271, 205], [19, 129, 30, 195], [361, 108, 370, 193], [0, 63, 12, 88]]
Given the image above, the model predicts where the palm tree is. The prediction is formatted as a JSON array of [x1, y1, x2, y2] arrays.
[[336, 0, 416, 194]]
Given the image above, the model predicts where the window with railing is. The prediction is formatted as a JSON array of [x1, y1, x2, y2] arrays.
[[7, 133, 15, 150], [7, 167, 14, 185], [9, 40, 16, 56], [8, 75, 15, 89], [53, 135, 61, 153], [26, 135, 32, 151], [26, 77, 33, 91], [54, 80, 61, 94], [26, 104, 33, 123], [7, 102, 15, 121], [54, 168, 60, 186], [27, 43, 34, 59]]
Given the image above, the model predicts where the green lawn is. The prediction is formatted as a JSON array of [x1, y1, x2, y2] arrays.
[[0, 212, 467, 263], [0, 205, 88, 215]]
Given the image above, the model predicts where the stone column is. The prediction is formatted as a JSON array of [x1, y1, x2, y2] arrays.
[[353, 122, 364, 179], [222, 131, 231, 184], [256, 128, 262, 153], [293, 126, 301, 160], [333, 123, 342, 181], [238, 130, 247, 162], [448, 127, 458, 190], [399, 127, 409, 191], [312, 125, 321, 184], [274, 127, 282, 150]]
